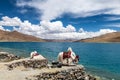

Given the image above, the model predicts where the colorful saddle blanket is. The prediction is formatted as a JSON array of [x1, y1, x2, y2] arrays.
[[63, 51, 71, 59]]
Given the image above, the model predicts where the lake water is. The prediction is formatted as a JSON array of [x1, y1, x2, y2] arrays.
[[0, 42, 120, 80]]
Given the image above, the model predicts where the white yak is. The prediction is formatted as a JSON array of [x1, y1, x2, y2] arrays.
[[30, 51, 46, 60], [58, 47, 79, 65]]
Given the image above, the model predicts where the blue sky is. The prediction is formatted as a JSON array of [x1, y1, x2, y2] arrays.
[[0, 0, 39, 23], [0, 0, 120, 39]]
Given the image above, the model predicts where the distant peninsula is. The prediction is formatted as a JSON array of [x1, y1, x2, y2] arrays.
[[0, 30, 46, 42]]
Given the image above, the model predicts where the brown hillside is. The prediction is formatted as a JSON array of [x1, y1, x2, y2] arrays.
[[0, 30, 46, 42], [77, 32, 120, 42]]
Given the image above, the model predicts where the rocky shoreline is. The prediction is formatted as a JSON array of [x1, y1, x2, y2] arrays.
[[26, 66, 96, 80], [0, 52, 98, 80]]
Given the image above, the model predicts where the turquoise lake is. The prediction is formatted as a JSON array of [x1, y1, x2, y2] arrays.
[[0, 42, 120, 80]]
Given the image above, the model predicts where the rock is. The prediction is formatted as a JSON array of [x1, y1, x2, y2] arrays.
[[0, 52, 22, 62], [0, 52, 48, 70], [26, 66, 96, 80], [6, 58, 48, 70]]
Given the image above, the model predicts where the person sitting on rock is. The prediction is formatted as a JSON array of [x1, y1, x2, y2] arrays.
[[30, 51, 46, 60]]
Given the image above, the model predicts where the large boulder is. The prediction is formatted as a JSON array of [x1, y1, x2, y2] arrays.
[[0, 52, 22, 62]]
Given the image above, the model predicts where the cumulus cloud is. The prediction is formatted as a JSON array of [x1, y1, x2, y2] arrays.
[[0, 16, 116, 40], [0, 16, 22, 26], [40, 21, 76, 33], [16, 0, 120, 20]]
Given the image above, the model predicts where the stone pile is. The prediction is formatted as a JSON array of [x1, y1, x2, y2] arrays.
[[26, 66, 96, 80], [0, 52, 22, 62], [6, 59, 48, 70]]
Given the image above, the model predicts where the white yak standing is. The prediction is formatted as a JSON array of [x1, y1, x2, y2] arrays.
[[58, 47, 79, 65]]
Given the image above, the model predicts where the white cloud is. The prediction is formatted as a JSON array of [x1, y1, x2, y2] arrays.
[[0, 16, 116, 40], [40, 21, 76, 33], [104, 16, 120, 21], [19, 9, 28, 14], [106, 23, 120, 27], [16, 0, 120, 20], [39, 29, 116, 40], [0, 16, 22, 26], [0, 26, 5, 31], [79, 28, 85, 33]]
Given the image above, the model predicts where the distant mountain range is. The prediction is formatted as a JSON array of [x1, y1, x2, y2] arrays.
[[0, 30, 120, 42], [77, 32, 120, 42], [45, 39, 77, 42], [0, 30, 46, 42]]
